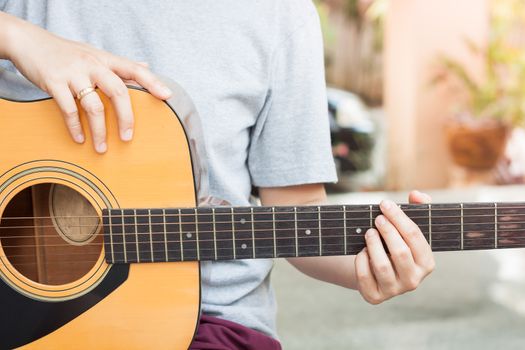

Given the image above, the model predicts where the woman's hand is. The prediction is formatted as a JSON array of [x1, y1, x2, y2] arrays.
[[2, 12, 171, 153], [355, 190, 435, 304]]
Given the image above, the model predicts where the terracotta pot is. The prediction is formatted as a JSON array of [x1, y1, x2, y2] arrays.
[[445, 118, 510, 170]]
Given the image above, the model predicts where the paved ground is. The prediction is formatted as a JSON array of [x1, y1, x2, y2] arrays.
[[273, 185, 525, 349]]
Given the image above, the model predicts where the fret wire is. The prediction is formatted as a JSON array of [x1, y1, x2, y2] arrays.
[[195, 208, 200, 261], [460, 203, 464, 250], [272, 207, 277, 258], [148, 209, 154, 262], [108, 210, 115, 263], [121, 211, 128, 263], [343, 205, 347, 255], [495, 203, 498, 249], [134, 209, 140, 263], [251, 207, 256, 259], [369, 204, 373, 228], [294, 207, 298, 257], [428, 204, 432, 249], [212, 208, 218, 261], [162, 209, 168, 262], [231, 207, 236, 260], [178, 208, 184, 262], [318, 206, 322, 256]]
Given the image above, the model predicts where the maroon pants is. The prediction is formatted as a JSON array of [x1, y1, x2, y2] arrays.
[[189, 315, 282, 350]]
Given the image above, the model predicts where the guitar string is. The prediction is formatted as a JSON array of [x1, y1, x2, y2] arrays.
[[0, 235, 508, 259], [0, 211, 522, 233], [0, 224, 523, 249], [0, 213, 523, 241], [1, 203, 525, 221], [5, 246, 523, 267], [0, 219, 521, 242], [2, 240, 520, 266]]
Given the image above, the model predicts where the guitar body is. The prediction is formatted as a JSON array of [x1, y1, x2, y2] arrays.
[[0, 88, 200, 349]]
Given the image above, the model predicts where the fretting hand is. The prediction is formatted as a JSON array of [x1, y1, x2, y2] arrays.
[[355, 190, 435, 304]]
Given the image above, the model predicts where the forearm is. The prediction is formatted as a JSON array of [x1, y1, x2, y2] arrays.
[[259, 185, 435, 304], [287, 255, 357, 289], [0, 11, 25, 61], [258, 184, 358, 290]]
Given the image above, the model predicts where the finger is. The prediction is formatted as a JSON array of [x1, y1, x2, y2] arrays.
[[137, 62, 149, 68], [80, 92, 107, 153], [49, 84, 85, 143], [365, 228, 398, 294], [122, 79, 141, 87], [91, 69, 134, 141], [110, 59, 172, 99], [71, 81, 107, 153], [355, 248, 381, 304], [375, 215, 418, 289], [380, 200, 432, 266], [408, 190, 432, 204]]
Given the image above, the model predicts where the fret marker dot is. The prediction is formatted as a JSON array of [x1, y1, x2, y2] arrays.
[[305, 229, 311, 235], [356, 228, 362, 234], [186, 233, 192, 238], [240, 218, 246, 225], [241, 243, 247, 249]]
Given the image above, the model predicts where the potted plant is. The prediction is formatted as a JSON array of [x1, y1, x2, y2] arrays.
[[434, 0, 525, 170]]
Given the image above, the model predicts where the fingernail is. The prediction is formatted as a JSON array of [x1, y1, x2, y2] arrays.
[[122, 128, 133, 141], [376, 215, 386, 226], [74, 134, 85, 143], [381, 200, 394, 210], [365, 229, 377, 239], [161, 87, 172, 98], [96, 142, 107, 153]]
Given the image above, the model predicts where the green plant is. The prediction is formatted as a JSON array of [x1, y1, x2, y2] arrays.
[[434, 0, 525, 127]]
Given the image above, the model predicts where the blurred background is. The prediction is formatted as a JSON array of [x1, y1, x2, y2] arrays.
[[274, 0, 525, 348]]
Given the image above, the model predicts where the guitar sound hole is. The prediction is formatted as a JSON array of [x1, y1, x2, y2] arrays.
[[0, 184, 102, 286]]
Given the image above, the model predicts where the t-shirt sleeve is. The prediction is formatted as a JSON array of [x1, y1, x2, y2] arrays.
[[248, 6, 337, 188]]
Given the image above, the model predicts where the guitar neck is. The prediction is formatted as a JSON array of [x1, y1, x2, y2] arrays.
[[102, 202, 525, 264]]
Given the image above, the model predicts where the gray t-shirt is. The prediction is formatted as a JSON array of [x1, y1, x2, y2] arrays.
[[0, 0, 337, 338]]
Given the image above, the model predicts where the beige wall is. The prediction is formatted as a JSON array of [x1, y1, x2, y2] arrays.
[[384, 0, 489, 190]]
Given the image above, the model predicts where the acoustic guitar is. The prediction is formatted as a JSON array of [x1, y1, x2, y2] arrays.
[[0, 80, 523, 349]]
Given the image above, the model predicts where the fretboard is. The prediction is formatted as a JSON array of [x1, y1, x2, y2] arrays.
[[102, 202, 525, 264]]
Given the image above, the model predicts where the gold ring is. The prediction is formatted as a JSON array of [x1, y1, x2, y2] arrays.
[[76, 87, 96, 100]]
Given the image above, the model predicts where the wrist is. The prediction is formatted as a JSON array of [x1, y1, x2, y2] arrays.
[[0, 12, 28, 62]]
